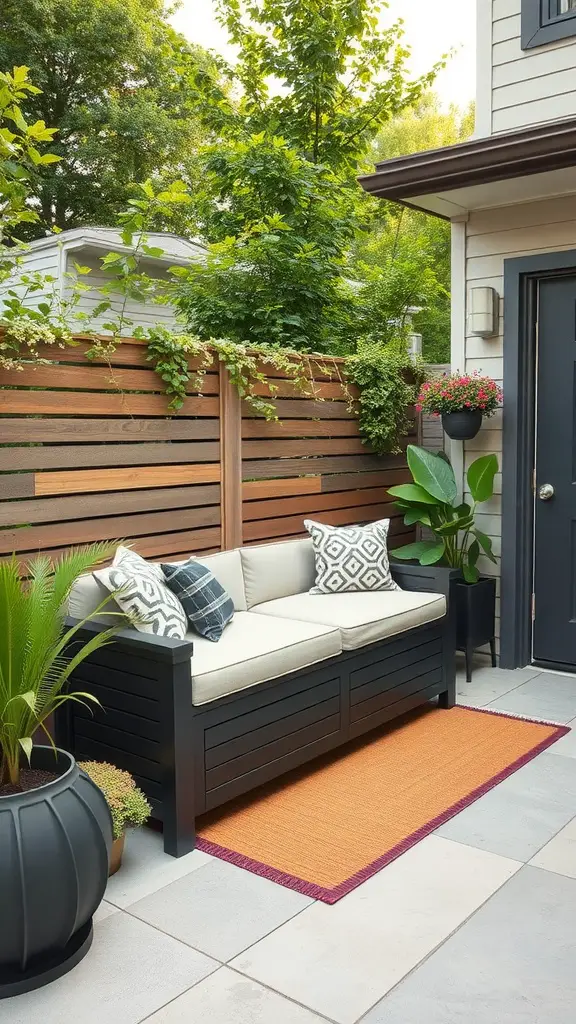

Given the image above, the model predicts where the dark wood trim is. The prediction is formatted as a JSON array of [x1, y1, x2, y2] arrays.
[[501, 248, 576, 669], [358, 117, 576, 201], [522, 0, 576, 49]]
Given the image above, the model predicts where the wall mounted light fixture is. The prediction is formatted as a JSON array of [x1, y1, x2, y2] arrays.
[[469, 287, 499, 338]]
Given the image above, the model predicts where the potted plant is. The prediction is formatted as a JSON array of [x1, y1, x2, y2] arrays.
[[416, 372, 502, 440], [0, 544, 125, 998], [388, 445, 499, 681], [80, 762, 151, 875]]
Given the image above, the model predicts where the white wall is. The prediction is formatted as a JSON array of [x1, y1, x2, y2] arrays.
[[0, 247, 59, 314], [453, 192, 576, 645], [63, 253, 180, 334], [480, 0, 576, 135]]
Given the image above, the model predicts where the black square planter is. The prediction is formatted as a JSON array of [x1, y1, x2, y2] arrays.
[[455, 577, 497, 682], [390, 561, 497, 682]]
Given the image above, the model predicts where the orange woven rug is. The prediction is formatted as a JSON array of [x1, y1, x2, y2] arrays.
[[196, 705, 568, 903]]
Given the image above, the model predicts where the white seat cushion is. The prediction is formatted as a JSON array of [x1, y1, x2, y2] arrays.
[[250, 591, 446, 650], [190, 611, 341, 705]]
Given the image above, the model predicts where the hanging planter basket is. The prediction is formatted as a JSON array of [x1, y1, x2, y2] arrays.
[[441, 408, 483, 441]]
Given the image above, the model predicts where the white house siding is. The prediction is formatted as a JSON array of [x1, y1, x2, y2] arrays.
[[0, 248, 60, 314], [456, 193, 576, 644], [489, 0, 576, 134], [63, 253, 179, 334]]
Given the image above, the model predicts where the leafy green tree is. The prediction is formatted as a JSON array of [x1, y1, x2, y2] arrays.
[[353, 94, 474, 362], [0, 66, 59, 248], [175, 0, 441, 352], [0, 0, 216, 236]]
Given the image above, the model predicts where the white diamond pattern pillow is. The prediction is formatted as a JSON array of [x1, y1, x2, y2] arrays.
[[94, 547, 187, 639], [304, 519, 401, 594]]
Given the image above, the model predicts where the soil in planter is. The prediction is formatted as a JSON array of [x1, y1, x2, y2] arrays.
[[0, 769, 57, 797]]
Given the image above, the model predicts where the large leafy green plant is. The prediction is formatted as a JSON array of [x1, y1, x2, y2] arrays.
[[389, 445, 498, 582], [0, 544, 125, 788]]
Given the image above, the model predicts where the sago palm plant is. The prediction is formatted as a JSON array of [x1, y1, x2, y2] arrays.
[[0, 543, 125, 789]]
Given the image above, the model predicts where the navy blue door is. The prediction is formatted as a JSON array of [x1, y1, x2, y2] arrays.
[[533, 274, 576, 667]]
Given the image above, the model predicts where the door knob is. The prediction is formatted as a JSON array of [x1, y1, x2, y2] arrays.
[[538, 483, 555, 501]]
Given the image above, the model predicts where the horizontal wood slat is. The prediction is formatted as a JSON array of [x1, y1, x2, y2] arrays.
[[0, 419, 220, 444], [1, 391, 219, 417], [243, 398, 355, 420], [242, 438, 368, 458], [242, 477, 322, 501], [242, 454, 402, 480], [251, 378, 349, 401], [35, 463, 220, 496], [1, 365, 219, 395], [242, 418, 361, 439], [321, 468, 411, 492], [243, 488, 395, 522], [243, 506, 405, 543], [0, 505, 221, 554], [1, 474, 35, 499], [0, 485, 221, 528], [2, 528, 222, 569], [0, 442, 220, 473]]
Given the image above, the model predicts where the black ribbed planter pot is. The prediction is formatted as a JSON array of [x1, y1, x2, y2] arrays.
[[0, 747, 112, 998], [441, 409, 483, 440]]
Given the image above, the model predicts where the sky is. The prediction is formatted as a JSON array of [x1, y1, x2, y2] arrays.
[[171, 0, 476, 109]]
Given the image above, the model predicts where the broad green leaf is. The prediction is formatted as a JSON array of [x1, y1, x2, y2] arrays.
[[467, 454, 499, 503], [388, 483, 438, 505], [467, 539, 480, 567], [434, 515, 475, 536], [420, 540, 446, 565], [462, 562, 480, 583], [407, 445, 457, 504], [473, 529, 498, 564], [403, 507, 431, 527], [390, 540, 445, 562]]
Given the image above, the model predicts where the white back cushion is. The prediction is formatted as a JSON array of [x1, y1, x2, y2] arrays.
[[240, 538, 316, 609], [68, 574, 120, 624], [194, 549, 247, 611]]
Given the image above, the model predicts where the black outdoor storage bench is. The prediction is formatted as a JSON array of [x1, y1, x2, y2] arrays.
[[56, 542, 457, 857]]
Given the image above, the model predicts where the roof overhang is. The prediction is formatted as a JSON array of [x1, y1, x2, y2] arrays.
[[359, 118, 576, 219]]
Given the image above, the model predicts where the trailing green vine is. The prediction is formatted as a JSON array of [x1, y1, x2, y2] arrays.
[[143, 325, 349, 417], [344, 344, 426, 455]]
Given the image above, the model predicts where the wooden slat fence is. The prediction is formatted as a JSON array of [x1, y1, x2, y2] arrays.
[[239, 356, 416, 548], [0, 337, 416, 564]]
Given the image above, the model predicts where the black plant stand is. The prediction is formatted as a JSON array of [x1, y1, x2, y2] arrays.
[[455, 578, 497, 682]]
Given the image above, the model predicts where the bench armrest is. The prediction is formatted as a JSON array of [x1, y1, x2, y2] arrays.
[[389, 562, 461, 609], [64, 617, 194, 665]]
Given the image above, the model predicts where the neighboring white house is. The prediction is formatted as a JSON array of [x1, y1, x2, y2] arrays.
[[360, 0, 576, 672], [0, 227, 206, 333]]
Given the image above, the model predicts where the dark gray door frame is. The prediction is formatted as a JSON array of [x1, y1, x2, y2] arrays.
[[501, 248, 576, 668]]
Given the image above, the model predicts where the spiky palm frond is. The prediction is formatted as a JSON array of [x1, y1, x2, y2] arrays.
[[0, 543, 124, 786]]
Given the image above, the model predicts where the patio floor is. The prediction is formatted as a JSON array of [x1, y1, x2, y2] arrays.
[[5, 659, 576, 1023]]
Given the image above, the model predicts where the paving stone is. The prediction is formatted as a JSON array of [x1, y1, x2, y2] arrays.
[[1, 910, 217, 1024], [361, 866, 576, 1024], [230, 836, 519, 1024], [436, 751, 576, 860], [129, 857, 313, 962]]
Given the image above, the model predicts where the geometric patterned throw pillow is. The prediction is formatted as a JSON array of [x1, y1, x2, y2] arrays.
[[93, 547, 188, 639], [161, 559, 234, 642], [304, 519, 401, 595]]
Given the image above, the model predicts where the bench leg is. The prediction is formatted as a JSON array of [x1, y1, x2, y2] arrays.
[[438, 681, 456, 709], [160, 659, 196, 858], [163, 809, 196, 857]]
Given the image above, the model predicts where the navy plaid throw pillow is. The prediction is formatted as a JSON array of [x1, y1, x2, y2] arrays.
[[161, 560, 234, 642]]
